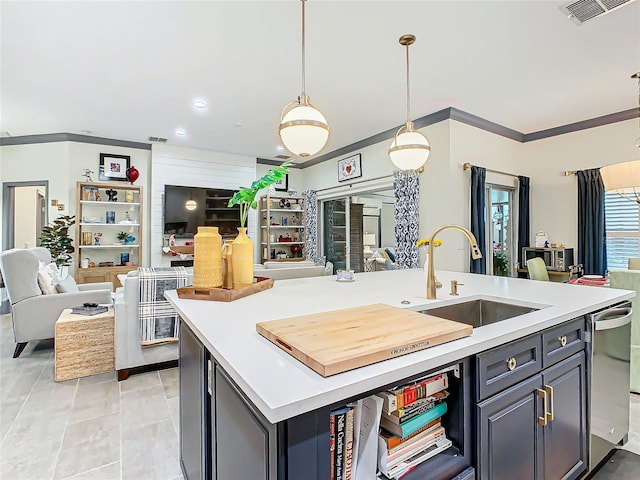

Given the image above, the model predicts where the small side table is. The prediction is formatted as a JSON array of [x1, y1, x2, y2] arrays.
[[55, 307, 115, 382]]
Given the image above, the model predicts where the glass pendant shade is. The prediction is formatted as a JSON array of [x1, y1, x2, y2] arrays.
[[279, 101, 329, 158], [389, 122, 431, 171]]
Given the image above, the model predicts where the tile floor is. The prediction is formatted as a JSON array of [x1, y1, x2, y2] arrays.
[[0, 314, 183, 480], [1, 311, 638, 479]]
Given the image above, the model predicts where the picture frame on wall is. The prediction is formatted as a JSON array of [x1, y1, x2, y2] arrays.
[[99, 153, 130, 182], [274, 174, 289, 192], [338, 153, 362, 182]]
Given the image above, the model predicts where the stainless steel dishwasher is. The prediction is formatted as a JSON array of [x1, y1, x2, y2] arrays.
[[587, 301, 633, 470]]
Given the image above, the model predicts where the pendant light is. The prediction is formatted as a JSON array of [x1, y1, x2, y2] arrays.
[[599, 72, 640, 205], [278, 0, 329, 158], [388, 34, 431, 171]]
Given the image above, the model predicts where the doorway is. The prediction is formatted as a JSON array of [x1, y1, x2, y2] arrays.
[[2, 181, 49, 250], [485, 184, 515, 276]]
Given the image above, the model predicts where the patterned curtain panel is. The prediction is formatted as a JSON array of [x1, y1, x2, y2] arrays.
[[393, 170, 420, 269], [303, 190, 318, 262]]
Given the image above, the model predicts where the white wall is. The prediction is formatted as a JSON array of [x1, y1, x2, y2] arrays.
[[151, 144, 256, 266]]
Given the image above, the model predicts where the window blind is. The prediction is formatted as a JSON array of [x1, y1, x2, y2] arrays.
[[605, 192, 640, 269]]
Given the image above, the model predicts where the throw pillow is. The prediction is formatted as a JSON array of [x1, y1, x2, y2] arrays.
[[56, 275, 80, 293], [37, 263, 60, 295], [384, 248, 396, 263], [315, 255, 327, 266]]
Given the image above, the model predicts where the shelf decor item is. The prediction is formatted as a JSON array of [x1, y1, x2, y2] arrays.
[[99, 153, 130, 182], [193, 227, 223, 288], [126, 165, 139, 184]]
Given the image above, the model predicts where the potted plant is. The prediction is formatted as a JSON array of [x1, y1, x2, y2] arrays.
[[227, 162, 290, 288], [39, 215, 76, 267], [228, 162, 291, 228], [116, 231, 129, 244]]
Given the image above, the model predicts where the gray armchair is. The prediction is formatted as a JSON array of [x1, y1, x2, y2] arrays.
[[0, 247, 112, 358]]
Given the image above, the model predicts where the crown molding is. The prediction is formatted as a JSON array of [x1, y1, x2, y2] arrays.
[[0, 132, 151, 150]]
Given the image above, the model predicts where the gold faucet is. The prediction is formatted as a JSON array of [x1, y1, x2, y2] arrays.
[[426, 224, 483, 299]]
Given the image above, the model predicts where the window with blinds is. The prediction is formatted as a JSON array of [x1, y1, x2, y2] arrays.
[[605, 192, 640, 270]]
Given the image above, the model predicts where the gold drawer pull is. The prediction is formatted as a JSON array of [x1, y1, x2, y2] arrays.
[[507, 357, 517, 371], [545, 385, 554, 422], [538, 388, 548, 426], [559, 335, 567, 347]]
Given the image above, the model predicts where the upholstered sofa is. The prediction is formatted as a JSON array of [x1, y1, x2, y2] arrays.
[[114, 261, 329, 379]]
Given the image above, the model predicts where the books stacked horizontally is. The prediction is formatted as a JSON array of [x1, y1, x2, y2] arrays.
[[376, 372, 452, 479], [330, 406, 355, 480]]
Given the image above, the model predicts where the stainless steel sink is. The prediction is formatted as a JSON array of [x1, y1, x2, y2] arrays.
[[418, 298, 539, 328]]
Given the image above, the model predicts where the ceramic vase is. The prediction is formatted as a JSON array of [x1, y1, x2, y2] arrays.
[[193, 227, 223, 288], [222, 240, 234, 289], [232, 227, 253, 289]]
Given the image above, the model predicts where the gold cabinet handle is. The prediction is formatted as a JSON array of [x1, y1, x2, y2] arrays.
[[559, 335, 567, 347], [538, 388, 548, 426], [507, 357, 517, 371], [545, 385, 554, 422]]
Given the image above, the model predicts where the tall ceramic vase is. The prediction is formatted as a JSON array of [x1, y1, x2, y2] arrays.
[[232, 227, 253, 289], [193, 227, 222, 288]]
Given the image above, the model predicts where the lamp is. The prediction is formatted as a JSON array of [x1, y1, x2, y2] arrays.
[[600, 160, 640, 204], [363, 233, 376, 258], [599, 72, 640, 205], [388, 34, 431, 171], [278, 0, 329, 158]]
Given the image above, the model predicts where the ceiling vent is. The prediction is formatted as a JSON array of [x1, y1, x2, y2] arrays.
[[148, 136, 167, 143], [275, 154, 291, 160], [560, 0, 636, 25]]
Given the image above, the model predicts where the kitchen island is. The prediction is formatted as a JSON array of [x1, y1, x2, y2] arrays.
[[166, 268, 634, 480]]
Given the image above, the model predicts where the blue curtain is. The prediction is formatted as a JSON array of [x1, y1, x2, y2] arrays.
[[302, 190, 318, 262], [393, 170, 420, 269], [577, 169, 607, 275], [517, 176, 530, 266], [470, 166, 486, 274]]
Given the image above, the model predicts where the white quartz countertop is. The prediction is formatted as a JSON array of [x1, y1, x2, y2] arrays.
[[165, 269, 634, 424]]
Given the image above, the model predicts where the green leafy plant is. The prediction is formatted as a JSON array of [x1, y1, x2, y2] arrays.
[[228, 162, 291, 228], [39, 215, 76, 266], [493, 251, 510, 277], [116, 231, 129, 242]]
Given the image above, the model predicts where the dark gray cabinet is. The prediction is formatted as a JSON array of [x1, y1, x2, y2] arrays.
[[476, 318, 587, 480], [179, 320, 208, 480]]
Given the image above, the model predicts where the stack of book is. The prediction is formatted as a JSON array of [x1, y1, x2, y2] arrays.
[[375, 372, 452, 479], [330, 406, 355, 480]]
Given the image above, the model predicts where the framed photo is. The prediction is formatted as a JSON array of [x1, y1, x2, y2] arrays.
[[338, 154, 362, 182], [99, 153, 130, 181], [274, 174, 288, 192]]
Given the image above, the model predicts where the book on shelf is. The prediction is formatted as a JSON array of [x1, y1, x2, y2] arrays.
[[329, 406, 354, 480], [384, 426, 446, 465], [382, 391, 449, 426], [379, 401, 447, 438], [378, 372, 449, 414], [378, 435, 452, 480], [380, 420, 442, 454]]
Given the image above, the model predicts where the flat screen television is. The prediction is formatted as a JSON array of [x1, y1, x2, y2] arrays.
[[163, 185, 240, 237]]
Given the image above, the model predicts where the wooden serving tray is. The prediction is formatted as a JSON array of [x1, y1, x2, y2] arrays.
[[257, 303, 472, 377], [177, 276, 274, 302]]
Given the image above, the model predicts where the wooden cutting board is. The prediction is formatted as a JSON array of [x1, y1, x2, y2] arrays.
[[256, 303, 472, 377]]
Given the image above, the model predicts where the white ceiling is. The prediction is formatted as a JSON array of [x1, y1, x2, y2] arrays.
[[1, 1, 639, 165]]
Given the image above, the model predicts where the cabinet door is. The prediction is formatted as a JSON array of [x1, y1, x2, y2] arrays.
[[541, 352, 587, 480], [477, 374, 543, 480], [77, 269, 111, 285], [214, 366, 277, 480], [179, 320, 209, 480]]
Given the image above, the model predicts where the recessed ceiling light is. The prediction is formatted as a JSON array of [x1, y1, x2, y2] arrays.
[[234, 122, 243, 127], [79, 129, 92, 134], [176, 128, 186, 136], [193, 100, 207, 110], [276, 146, 285, 152]]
